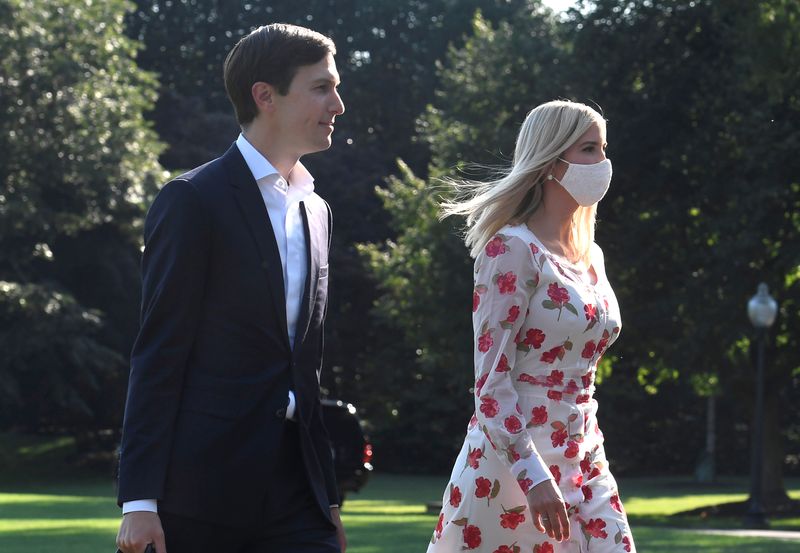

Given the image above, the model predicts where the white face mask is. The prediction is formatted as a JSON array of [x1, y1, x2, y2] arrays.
[[547, 158, 613, 206]]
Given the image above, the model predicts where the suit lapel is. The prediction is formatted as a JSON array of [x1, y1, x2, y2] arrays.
[[222, 145, 290, 349], [294, 200, 321, 351]]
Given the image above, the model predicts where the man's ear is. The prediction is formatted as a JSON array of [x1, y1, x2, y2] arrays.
[[251, 82, 276, 114]]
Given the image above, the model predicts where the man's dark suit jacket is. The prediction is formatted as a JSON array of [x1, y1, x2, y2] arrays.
[[117, 143, 337, 528]]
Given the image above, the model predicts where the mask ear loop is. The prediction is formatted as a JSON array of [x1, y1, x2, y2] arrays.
[[546, 157, 568, 183]]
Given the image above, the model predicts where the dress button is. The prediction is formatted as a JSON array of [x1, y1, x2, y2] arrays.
[[275, 407, 287, 419]]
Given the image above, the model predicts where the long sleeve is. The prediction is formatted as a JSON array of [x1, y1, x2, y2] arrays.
[[472, 233, 552, 492], [117, 179, 211, 505]]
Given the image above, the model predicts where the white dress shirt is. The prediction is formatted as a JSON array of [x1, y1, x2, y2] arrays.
[[122, 134, 314, 515]]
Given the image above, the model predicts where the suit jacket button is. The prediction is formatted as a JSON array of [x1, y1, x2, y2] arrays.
[[275, 407, 287, 419]]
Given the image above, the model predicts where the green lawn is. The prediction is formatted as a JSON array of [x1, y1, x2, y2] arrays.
[[1, 433, 798, 552], [1, 473, 799, 552]]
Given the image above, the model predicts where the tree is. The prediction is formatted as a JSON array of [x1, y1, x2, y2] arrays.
[[567, 0, 800, 508], [360, 0, 800, 493], [0, 0, 164, 438], [358, 5, 571, 471]]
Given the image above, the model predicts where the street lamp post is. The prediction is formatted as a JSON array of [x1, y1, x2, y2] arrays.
[[743, 283, 778, 529]]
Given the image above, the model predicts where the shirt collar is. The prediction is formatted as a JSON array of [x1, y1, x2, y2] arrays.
[[235, 133, 315, 194]]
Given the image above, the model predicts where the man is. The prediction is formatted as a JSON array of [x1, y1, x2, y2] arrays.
[[116, 23, 346, 553]]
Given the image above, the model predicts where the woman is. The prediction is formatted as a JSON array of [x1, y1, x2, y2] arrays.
[[427, 100, 635, 552]]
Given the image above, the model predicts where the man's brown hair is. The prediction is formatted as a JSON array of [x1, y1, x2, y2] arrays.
[[223, 23, 336, 126]]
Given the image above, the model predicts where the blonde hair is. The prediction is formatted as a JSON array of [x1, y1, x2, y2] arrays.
[[440, 100, 606, 262]]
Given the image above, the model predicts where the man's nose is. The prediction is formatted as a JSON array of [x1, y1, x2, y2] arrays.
[[332, 90, 345, 115]]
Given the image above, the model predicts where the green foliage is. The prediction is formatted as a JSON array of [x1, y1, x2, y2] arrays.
[[0, 0, 165, 433], [355, 2, 573, 474], [357, 161, 474, 471], [361, 0, 800, 480], [0, 282, 124, 430]]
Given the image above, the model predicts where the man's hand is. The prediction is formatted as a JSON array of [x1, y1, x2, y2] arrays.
[[330, 506, 347, 552], [116, 511, 166, 553]]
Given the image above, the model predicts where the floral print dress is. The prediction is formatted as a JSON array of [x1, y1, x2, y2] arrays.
[[427, 224, 635, 553]]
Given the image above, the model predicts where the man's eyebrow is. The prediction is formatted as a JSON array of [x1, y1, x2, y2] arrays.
[[312, 76, 340, 85]]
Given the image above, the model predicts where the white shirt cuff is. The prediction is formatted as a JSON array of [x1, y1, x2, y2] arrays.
[[287, 390, 296, 420], [122, 499, 158, 514]]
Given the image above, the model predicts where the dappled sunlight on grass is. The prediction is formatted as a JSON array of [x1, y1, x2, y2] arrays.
[[0, 518, 118, 534], [624, 492, 750, 515], [0, 473, 798, 552]]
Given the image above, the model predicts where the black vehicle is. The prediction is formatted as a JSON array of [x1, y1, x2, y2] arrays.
[[320, 399, 373, 504]]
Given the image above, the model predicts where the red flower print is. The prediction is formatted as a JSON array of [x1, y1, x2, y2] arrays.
[[581, 371, 592, 389], [582, 485, 593, 502], [495, 271, 517, 294], [478, 329, 494, 353], [610, 493, 624, 513], [462, 524, 482, 549], [540, 346, 564, 364], [506, 305, 520, 323], [589, 467, 601, 480], [473, 292, 480, 312], [572, 472, 583, 488], [475, 373, 488, 396], [508, 445, 521, 462], [623, 536, 632, 552], [530, 405, 548, 426], [547, 283, 570, 305], [496, 354, 510, 372], [494, 546, 515, 553], [524, 328, 546, 349], [449, 485, 462, 507], [485, 236, 508, 257], [551, 428, 568, 447], [518, 477, 533, 494], [546, 369, 564, 386], [564, 379, 579, 395], [530, 243, 540, 255], [534, 543, 554, 553], [584, 303, 597, 321], [597, 330, 610, 355], [435, 513, 444, 538], [468, 413, 478, 428], [576, 394, 590, 404], [499, 509, 526, 530], [547, 389, 563, 401], [504, 416, 522, 433], [467, 447, 483, 469], [580, 453, 592, 474], [549, 465, 561, 485], [581, 340, 596, 359], [480, 396, 499, 418], [565, 440, 579, 458], [475, 477, 492, 499], [584, 518, 608, 539]]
